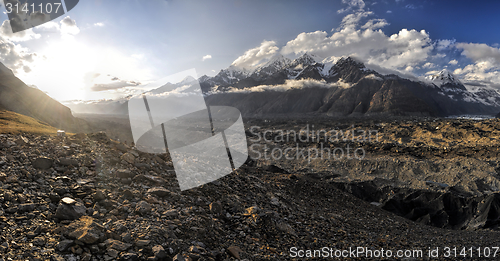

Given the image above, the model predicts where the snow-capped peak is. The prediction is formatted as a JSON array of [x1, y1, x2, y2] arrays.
[[427, 69, 462, 86], [293, 52, 321, 65], [260, 54, 292, 69], [252, 54, 292, 77]]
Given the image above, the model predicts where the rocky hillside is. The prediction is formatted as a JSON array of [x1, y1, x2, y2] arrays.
[[0, 62, 90, 132], [2, 131, 500, 260]]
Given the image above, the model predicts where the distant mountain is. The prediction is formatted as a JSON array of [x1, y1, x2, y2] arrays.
[[67, 54, 500, 118], [201, 56, 500, 117], [0, 62, 90, 132]]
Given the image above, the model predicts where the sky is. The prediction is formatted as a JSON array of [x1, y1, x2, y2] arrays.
[[1, 0, 500, 102]]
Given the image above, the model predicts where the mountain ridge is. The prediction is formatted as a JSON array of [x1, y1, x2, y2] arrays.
[[0, 62, 91, 132]]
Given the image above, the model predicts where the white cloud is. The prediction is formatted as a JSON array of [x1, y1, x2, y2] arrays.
[[94, 22, 104, 27], [423, 62, 435, 68], [0, 20, 40, 42], [455, 43, 500, 65], [448, 59, 458, 65], [338, 0, 366, 14], [60, 16, 80, 35], [90, 74, 141, 92], [436, 39, 455, 51], [202, 54, 212, 61], [281, 11, 433, 73], [225, 78, 349, 93], [453, 43, 500, 89], [232, 40, 279, 69]]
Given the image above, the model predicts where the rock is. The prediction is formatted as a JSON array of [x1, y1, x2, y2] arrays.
[[55, 198, 87, 220], [118, 253, 139, 261], [121, 153, 135, 164], [66, 216, 105, 244], [152, 245, 168, 260], [17, 203, 36, 213], [93, 190, 106, 202], [135, 201, 151, 215], [147, 187, 170, 197], [32, 236, 45, 246], [209, 201, 223, 216], [88, 132, 109, 143], [115, 143, 129, 153], [135, 239, 150, 247], [105, 239, 132, 251], [58, 158, 79, 167], [0, 172, 6, 182], [116, 169, 134, 179], [172, 254, 186, 261], [163, 209, 179, 218], [32, 157, 53, 170], [227, 246, 242, 259], [55, 240, 74, 252]]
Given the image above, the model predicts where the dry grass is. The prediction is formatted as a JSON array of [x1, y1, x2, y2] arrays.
[[0, 109, 59, 135]]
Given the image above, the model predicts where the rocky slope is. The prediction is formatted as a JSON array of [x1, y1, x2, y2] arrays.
[[2, 129, 500, 260], [0, 62, 90, 132]]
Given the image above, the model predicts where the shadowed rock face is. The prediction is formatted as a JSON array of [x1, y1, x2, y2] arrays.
[[0, 62, 90, 132]]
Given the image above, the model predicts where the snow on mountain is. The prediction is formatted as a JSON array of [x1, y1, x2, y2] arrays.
[[427, 69, 463, 87], [251, 54, 292, 79]]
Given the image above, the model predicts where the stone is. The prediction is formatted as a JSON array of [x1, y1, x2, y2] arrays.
[[93, 190, 106, 202], [135, 201, 151, 215], [55, 198, 87, 220], [172, 254, 186, 261], [32, 157, 53, 170], [55, 240, 74, 252], [66, 216, 105, 244], [209, 201, 223, 216], [105, 239, 132, 251], [121, 153, 135, 164], [163, 209, 179, 218], [18, 203, 36, 213], [135, 239, 150, 247], [58, 158, 79, 167], [152, 245, 168, 260], [118, 253, 139, 261], [227, 246, 242, 259], [147, 187, 170, 197], [116, 169, 134, 179], [32, 236, 45, 246]]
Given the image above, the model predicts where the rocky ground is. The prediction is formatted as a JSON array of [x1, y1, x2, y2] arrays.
[[1, 118, 500, 260]]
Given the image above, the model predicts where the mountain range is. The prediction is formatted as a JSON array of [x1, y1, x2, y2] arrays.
[[65, 53, 500, 117]]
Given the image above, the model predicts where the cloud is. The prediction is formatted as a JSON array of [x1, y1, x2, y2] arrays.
[[387, 10, 392, 13], [436, 39, 455, 51], [225, 78, 350, 93], [448, 59, 458, 65], [202, 54, 212, 61], [94, 23, 104, 27], [338, 0, 366, 13], [0, 29, 38, 74], [231, 40, 279, 69], [452, 43, 500, 90], [88, 73, 141, 92], [281, 11, 433, 73], [60, 16, 80, 35], [0, 20, 40, 42], [455, 43, 500, 65]]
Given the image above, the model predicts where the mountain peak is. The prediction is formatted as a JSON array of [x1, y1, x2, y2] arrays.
[[427, 69, 462, 87], [335, 56, 366, 69]]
